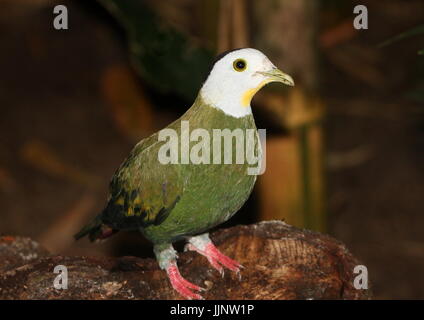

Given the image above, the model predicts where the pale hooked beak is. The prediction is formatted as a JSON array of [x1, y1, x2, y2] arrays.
[[258, 68, 295, 86]]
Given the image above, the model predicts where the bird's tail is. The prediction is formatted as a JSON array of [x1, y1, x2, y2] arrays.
[[74, 215, 118, 242]]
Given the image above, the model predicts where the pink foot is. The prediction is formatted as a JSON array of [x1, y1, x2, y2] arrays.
[[186, 242, 243, 275], [166, 261, 204, 300]]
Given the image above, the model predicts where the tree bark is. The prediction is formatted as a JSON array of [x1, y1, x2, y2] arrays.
[[0, 221, 371, 300]]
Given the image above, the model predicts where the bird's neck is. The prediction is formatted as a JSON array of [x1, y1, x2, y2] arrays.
[[199, 86, 253, 119], [182, 94, 256, 132]]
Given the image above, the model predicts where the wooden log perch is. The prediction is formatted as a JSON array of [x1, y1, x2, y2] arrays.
[[0, 221, 371, 299]]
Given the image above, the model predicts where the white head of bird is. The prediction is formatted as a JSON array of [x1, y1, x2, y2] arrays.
[[200, 48, 294, 118]]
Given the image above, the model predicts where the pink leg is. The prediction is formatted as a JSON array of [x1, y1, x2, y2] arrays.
[[186, 234, 243, 275], [204, 242, 243, 272], [166, 261, 204, 300]]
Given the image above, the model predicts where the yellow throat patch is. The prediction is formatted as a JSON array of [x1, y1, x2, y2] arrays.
[[241, 80, 270, 107]]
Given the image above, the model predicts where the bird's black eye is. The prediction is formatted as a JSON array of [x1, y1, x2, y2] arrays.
[[233, 59, 247, 72]]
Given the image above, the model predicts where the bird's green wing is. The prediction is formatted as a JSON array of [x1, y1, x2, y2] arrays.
[[101, 133, 183, 230]]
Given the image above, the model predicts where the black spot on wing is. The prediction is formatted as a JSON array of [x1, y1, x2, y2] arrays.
[[154, 207, 169, 226], [102, 191, 181, 230], [130, 190, 138, 201], [134, 205, 142, 215], [154, 195, 181, 226]]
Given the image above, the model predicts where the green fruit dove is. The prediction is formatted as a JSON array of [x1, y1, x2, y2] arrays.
[[75, 48, 294, 299]]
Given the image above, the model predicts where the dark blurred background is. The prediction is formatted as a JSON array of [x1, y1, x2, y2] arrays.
[[0, 0, 423, 299]]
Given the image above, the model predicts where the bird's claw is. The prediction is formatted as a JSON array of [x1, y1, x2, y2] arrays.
[[236, 270, 242, 281], [187, 240, 243, 276], [166, 262, 204, 300], [203, 242, 243, 273]]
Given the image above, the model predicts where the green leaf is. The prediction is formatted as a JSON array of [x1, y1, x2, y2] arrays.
[[378, 24, 424, 48], [97, 0, 214, 101]]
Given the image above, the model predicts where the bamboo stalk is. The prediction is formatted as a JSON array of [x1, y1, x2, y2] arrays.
[[217, 0, 232, 52]]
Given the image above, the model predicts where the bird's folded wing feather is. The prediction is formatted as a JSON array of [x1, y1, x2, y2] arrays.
[[102, 134, 183, 229]]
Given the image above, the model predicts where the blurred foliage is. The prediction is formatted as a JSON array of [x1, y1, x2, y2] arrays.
[[97, 0, 214, 102], [379, 24, 424, 54], [380, 24, 424, 103]]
